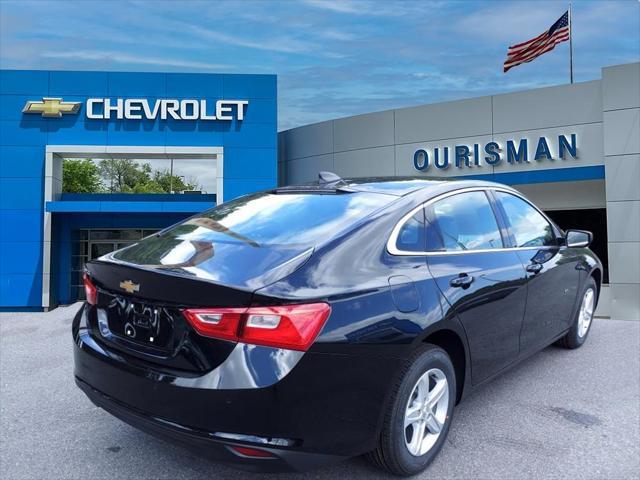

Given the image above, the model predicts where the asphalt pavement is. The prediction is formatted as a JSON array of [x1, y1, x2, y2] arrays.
[[1, 304, 638, 480]]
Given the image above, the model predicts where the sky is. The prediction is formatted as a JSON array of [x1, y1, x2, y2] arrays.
[[1, 0, 639, 131]]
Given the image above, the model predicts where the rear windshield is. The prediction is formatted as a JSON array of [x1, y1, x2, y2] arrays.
[[112, 191, 390, 264]]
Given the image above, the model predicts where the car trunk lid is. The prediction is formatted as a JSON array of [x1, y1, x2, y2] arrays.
[[85, 244, 313, 373]]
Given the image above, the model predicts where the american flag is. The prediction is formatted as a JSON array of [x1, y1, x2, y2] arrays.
[[504, 11, 570, 73]]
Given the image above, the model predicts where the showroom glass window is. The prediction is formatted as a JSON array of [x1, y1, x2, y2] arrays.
[[494, 191, 556, 247], [425, 191, 503, 251]]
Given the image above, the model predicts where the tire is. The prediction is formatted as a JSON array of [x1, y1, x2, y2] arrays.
[[558, 277, 597, 349], [367, 344, 456, 476]]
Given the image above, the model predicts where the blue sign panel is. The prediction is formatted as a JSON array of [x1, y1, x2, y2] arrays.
[[0, 70, 278, 309]]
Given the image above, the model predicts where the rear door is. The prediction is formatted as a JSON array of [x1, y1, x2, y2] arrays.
[[425, 190, 528, 384], [492, 190, 581, 354]]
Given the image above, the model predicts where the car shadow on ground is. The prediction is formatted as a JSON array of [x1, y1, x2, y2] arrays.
[[93, 338, 612, 480]]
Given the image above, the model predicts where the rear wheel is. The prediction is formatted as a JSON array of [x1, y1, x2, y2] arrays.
[[367, 344, 455, 476], [558, 277, 597, 349]]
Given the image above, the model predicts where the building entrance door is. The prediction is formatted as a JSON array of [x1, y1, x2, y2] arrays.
[[73, 229, 158, 300], [88, 240, 137, 260]]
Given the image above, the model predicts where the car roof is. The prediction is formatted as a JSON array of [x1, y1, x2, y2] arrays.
[[274, 173, 516, 198], [330, 177, 514, 197], [338, 177, 446, 195]]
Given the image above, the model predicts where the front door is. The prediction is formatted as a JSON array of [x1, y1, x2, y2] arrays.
[[493, 191, 581, 354], [424, 191, 528, 385]]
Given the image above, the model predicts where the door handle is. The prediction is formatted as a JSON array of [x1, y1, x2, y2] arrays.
[[526, 263, 543, 274], [450, 273, 474, 288]]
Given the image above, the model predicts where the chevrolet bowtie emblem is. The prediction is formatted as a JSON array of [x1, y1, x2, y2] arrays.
[[22, 97, 81, 118], [119, 280, 140, 294]]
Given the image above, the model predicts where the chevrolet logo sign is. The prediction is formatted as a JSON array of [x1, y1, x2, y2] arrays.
[[119, 280, 140, 294], [22, 97, 81, 118]]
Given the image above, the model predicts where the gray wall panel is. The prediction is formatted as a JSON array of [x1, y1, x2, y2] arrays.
[[603, 108, 640, 156], [608, 242, 640, 284], [333, 146, 395, 178], [602, 63, 640, 112], [333, 110, 395, 151], [514, 180, 606, 211], [610, 284, 640, 320], [606, 201, 640, 243], [286, 154, 333, 184], [282, 121, 333, 160], [277, 134, 287, 163], [602, 64, 640, 320], [394, 96, 492, 144], [493, 81, 602, 133], [604, 154, 640, 201], [277, 160, 286, 186]]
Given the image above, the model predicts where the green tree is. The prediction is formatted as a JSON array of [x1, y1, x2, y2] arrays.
[[153, 169, 198, 193], [62, 158, 202, 194], [62, 159, 103, 193], [99, 159, 153, 193]]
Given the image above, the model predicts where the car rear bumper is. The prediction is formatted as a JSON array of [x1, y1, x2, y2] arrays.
[[75, 377, 343, 472], [72, 304, 404, 469]]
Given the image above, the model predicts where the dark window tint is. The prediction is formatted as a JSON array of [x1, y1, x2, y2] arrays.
[[113, 191, 390, 266], [495, 192, 556, 247], [396, 209, 426, 252], [426, 191, 503, 251], [90, 243, 115, 259]]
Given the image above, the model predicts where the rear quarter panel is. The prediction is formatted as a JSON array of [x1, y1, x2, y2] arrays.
[[255, 198, 448, 354]]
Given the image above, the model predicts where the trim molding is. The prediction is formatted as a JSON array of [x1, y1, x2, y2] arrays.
[[455, 165, 605, 186], [387, 186, 561, 256]]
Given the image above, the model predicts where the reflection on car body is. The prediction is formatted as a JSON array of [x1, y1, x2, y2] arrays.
[[73, 174, 602, 475]]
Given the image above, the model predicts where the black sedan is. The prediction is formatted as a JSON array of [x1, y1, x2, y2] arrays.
[[73, 174, 601, 476]]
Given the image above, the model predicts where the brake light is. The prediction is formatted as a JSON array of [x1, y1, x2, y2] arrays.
[[183, 303, 331, 351], [83, 273, 97, 305]]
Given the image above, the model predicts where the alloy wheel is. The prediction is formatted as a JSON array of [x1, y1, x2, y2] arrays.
[[577, 288, 595, 338], [403, 368, 449, 456]]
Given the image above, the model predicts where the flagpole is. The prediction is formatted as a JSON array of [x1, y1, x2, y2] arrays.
[[569, 2, 574, 83]]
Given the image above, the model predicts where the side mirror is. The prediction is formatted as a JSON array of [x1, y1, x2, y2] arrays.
[[566, 229, 592, 248]]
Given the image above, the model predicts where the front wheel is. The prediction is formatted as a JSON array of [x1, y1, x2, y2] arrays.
[[367, 344, 456, 476], [558, 277, 597, 349]]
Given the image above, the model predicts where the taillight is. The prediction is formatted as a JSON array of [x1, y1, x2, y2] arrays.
[[183, 303, 331, 351], [241, 304, 331, 351], [182, 308, 244, 342], [83, 273, 97, 305]]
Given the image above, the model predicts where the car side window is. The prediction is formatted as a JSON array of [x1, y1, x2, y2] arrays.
[[396, 208, 426, 252], [494, 191, 556, 247], [426, 191, 503, 251]]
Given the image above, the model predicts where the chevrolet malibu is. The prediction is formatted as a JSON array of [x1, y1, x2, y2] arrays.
[[73, 174, 601, 475]]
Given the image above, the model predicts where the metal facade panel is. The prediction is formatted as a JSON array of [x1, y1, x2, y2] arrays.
[[0, 69, 277, 308]]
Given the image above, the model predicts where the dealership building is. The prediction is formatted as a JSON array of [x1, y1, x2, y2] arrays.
[[0, 62, 638, 320], [0, 70, 277, 309], [279, 62, 639, 320]]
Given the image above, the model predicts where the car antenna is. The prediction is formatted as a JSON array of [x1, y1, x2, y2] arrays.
[[318, 171, 344, 185]]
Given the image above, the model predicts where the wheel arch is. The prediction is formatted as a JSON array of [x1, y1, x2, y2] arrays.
[[589, 267, 602, 303], [420, 325, 469, 404], [589, 267, 602, 297]]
